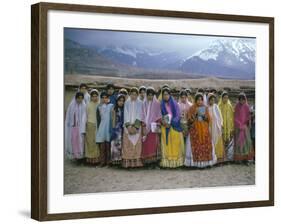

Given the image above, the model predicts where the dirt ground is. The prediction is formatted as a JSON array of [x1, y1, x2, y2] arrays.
[[64, 160, 255, 194]]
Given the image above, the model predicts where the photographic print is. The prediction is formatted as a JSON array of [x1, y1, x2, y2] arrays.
[[64, 28, 256, 194], [31, 3, 274, 220]]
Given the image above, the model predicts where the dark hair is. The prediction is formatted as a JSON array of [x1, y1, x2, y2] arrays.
[[130, 87, 139, 95], [79, 83, 88, 89], [114, 94, 125, 111], [100, 91, 109, 98], [208, 93, 216, 102], [238, 92, 246, 101], [139, 86, 146, 93], [221, 91, 228, 98], [179, 90, 188, 97], [146, 87, 155, 96], [162, 87, 171, 96], [90, 89, 99, 97], [106, 84, 115, 89], [197, 88, 204, 93], [210, 88, 217, 94], [75, 92, 84, 99], [195, 93, 203, 102]]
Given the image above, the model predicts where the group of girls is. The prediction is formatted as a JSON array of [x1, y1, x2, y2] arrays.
[[65, 83, 255, 169]]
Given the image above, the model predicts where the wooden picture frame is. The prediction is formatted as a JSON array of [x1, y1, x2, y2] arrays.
[[31, 2, 274, 221]]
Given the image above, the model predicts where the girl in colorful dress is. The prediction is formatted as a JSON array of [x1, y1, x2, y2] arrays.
[[65, 92, 87, 160], [160, 88, 184, 168], [186, 93, 217, 168], [110, 94, 125, 165], [122, 87, 144, 168], [233, 92, 253, 163], [141, 87, 162, 164], [218, 91, 234, 161]]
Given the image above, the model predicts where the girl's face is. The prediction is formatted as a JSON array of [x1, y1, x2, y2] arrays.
[[209, 97, 215, 106], [130, 92, 138, 101], [117, 98, 125, 107], [180, 95, 187, 103], [196, 97, 203, 106], [163, 92, 170, 101], [80, 86, 87, 94], [107, 87, 114, 96], [101, 96, 108, 104], [76, 96, 84, 104], [147, 94, 154, 101], [222, 95, 229, 104], [91, 94, 98, 102], [239, 98, 246, 104], [139, 90, 146, 99]]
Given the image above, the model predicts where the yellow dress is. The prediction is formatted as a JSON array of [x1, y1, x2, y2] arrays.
[[218, 99, 234, 143], [160, 126, 184, 168]]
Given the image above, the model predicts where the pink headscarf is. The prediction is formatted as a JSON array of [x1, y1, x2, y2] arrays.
[[141, 95, 162, 133], [234, 93, 250, 147]]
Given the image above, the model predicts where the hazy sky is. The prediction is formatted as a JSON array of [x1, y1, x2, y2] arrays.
[[64, 28, 255, 57]]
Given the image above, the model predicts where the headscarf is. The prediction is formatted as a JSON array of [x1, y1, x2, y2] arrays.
[[64, 97, 87, 158], [124, 95, 143, 126], [123, 95, 143, 145], [178, 95, 192, 119], [158, 84, 169, 101], [70, 84, 90, 105], [87, 89, 100, 124], [208, 93, 223, 145], [161, 95, 182, 144], [89, 89, 100, 103], [111, 94, 125, 141], [234, 92, 251, 147], [141, 94, 162, 133], [218, 91, 234, 142]]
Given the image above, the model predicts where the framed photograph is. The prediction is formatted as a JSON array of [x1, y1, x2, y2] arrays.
[[31, 2, 274, 221]]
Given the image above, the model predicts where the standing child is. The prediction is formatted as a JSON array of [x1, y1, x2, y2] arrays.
[[160, 88, 184, 168], [65, 92, 87, 160], [208, 93, 225, 163], [186, 93, 217, 168], [178, 90, 192, 139], [233, 92, 253, 163], [85, 89, 100, 165], [96, 92, 114, 166], [122, 87, 144, 168], [110, 94, 126, 165], [141, 87, 162, 164], [218, 91, 234, 161]]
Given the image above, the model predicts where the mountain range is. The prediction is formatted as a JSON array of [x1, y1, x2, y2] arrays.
[[64, 38, 255, 80]]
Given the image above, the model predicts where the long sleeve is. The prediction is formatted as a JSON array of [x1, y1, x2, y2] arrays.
[[96, 106, 101, 129], [80, 105, 87, 134]]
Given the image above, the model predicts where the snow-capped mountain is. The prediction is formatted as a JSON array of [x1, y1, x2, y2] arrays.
[[64, 37, 256, 80], [180, 39, 256, 79]]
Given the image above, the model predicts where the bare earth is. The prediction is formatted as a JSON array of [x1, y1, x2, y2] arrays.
[[64, 160, 255, 194], [65, 74, 255, 89]]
